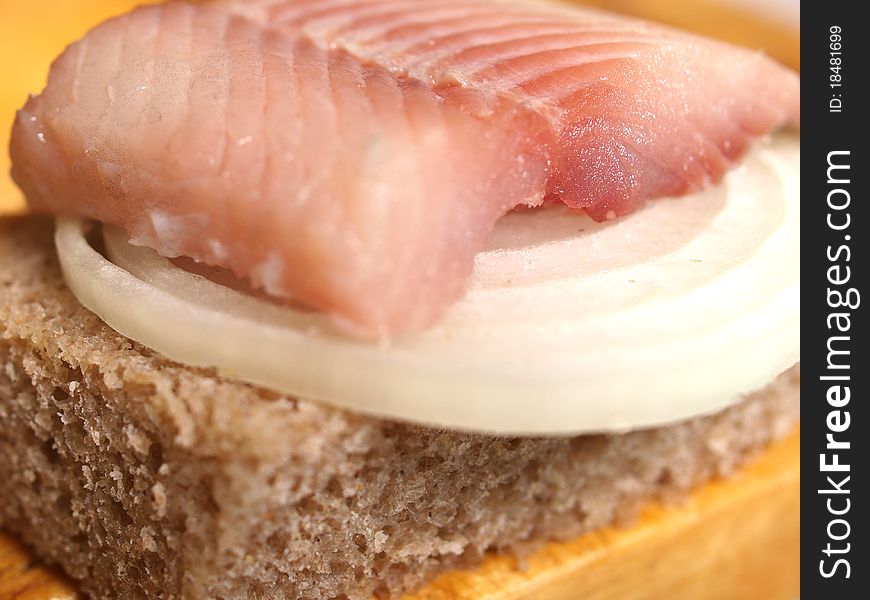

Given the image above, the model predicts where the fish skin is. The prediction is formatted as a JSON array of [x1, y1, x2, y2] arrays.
[[10, 0, 799, 337]]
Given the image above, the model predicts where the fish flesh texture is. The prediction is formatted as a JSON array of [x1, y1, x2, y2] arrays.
[[10, 0, 799, 336]]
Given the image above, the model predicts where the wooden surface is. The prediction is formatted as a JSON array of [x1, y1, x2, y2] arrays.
[[1, 1, 800, 599], [0, 429, 800, 600], [0, 538, 76, 600]]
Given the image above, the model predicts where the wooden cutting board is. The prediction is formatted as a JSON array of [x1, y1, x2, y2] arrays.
[[1, 1, 799, 599]]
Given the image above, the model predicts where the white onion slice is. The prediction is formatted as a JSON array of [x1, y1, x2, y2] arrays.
[[55, 135, 799, 435]]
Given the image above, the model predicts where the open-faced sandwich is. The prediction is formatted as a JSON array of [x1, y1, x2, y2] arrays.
[[1, 0, 798, 598]]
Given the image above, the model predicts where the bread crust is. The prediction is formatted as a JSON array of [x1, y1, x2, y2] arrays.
[[0, 216, 799, 599]]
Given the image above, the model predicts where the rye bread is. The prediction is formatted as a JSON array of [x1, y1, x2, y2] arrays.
[[0, 215, 800, 599]]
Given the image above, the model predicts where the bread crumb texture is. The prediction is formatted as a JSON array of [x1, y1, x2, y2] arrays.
[[0, 216, 799, 600]]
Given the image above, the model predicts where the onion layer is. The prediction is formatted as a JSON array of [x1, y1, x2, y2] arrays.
[[56, 135, 800, 435]]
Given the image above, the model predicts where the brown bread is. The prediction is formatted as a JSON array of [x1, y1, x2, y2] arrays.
[[0, 216, 799, 599]]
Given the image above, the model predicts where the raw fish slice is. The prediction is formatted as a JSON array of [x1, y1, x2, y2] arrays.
[[12, 2, 549, 336], [253, 0, 798, 216], [11, 0, 799, 336]]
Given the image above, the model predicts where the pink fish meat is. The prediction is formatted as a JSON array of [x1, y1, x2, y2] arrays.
[[10, 0, 800, 336]]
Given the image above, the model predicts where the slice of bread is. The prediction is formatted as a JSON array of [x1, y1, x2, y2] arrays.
[[0, 216, 799, 600]]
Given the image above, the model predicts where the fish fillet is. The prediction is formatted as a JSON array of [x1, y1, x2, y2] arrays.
[[10, 0, 799, 336]]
